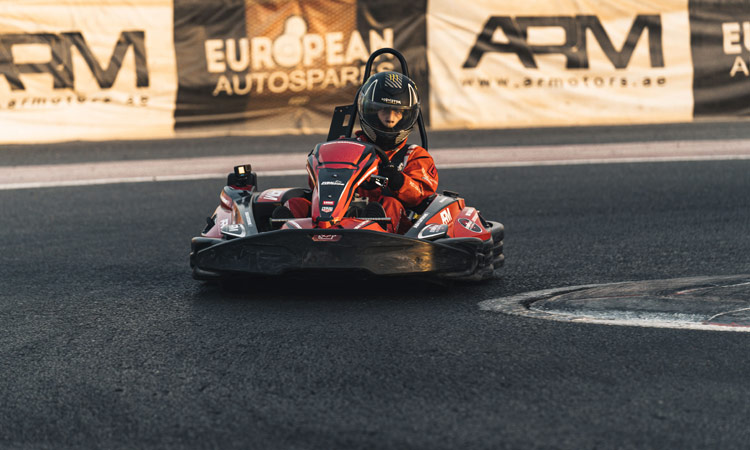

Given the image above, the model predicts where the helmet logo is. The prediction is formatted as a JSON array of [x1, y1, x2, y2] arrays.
[[384, 73, 402, 89], [381, 97, 402, 105]]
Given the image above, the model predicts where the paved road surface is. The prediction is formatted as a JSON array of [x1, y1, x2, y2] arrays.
[[1, 123, 750, 449]]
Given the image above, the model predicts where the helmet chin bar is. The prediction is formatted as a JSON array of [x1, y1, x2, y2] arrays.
[[362, 120, 413, 150]]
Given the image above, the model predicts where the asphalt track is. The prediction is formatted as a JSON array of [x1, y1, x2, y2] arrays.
[[2, 122, 750, 449]]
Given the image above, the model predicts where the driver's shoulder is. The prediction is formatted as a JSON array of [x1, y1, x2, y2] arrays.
[[404, 143, 430, 159]]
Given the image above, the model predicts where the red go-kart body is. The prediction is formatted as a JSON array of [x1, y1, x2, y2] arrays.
[[190, 138, 503, 281]]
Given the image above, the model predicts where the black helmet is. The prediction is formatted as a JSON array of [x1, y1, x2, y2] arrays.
[[357, 71, 420, 150]]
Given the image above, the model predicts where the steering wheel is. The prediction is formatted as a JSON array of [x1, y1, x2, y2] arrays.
[[373, 145, 391, 166], [360, 145, 392, 189]]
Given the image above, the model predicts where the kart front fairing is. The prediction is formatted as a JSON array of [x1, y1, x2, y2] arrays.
[[191, 227, 494, 280], [190, 170, 504, 281]]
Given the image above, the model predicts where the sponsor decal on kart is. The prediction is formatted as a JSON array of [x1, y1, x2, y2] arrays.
[[418, 223, 448, 239], [413, 214, 428, 229], [458, 218, 482, 233], [440, 208, 453, 225], [259, 189, 285, 202], [312, 234, 342, 242], [220, 191, 233, 209], [221, 223, 246, 238]]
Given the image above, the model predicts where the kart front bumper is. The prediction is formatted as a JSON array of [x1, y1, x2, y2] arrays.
[[191, 229, 494, 280]]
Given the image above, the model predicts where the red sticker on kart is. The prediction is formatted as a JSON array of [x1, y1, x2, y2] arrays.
[[259, 189, 284, 202], [439, 208, 453, 224], [458, 218, 482, 233]]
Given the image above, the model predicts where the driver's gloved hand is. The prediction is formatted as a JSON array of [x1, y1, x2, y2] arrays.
[[359, 179, 379, 190], [379, 163, 405, 190]]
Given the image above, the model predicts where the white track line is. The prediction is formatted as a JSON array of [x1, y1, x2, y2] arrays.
[[479, 281, 750, 333], [2, 139, 750, 191], [0, 171, 308, 190]]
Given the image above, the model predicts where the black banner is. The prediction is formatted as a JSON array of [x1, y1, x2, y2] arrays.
[[691, 0, 750, 116], [357, 0, 429, 125], [174, 0, 248, 124], [173, 0, 428, 131]]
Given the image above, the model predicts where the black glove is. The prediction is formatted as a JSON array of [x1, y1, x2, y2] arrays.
[[359, 179, 378, 190], [379, 163, 405, 190]]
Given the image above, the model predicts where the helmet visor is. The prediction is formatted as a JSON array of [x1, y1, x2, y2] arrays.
[[360, 101, 419, 134]]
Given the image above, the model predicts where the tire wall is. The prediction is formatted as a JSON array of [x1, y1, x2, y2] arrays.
[[0, 0, 745, 143]]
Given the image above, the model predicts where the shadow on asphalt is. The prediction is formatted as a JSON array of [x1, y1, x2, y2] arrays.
[[189, 271, 501, 304]]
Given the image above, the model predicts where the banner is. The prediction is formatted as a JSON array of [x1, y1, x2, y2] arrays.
[[690, 0, 750, 116], [0, 0, 177, 143], [357, 0, 429, 124], [427, 0, 694, 129], [174, 0, 249, 125], [5, 0, 750, 145], [174, 0, 427, 133]]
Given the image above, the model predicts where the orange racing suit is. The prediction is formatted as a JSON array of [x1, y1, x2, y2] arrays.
[[354, 131, 439, 233], [286, 132, 439, 233]]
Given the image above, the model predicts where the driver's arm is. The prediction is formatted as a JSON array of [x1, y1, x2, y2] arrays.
[[390, 147, 438, 207]]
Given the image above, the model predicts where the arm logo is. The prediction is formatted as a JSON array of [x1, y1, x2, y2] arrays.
[[463, 15, 664, 70], [0, 31, 149, 91], [260, 189, 285, 201], [440, 208, 453, 224]]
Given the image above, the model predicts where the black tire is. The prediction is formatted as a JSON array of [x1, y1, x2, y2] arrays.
[[486, 221, 504, 268]]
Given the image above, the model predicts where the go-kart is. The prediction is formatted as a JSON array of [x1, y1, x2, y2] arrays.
[[190, 48, 504, 281]]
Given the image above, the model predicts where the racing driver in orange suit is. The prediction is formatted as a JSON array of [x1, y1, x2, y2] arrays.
[[352, 71, 438, 233], [281, 71, 438, 234]]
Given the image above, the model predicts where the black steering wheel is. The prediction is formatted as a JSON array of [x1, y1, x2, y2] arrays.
[[359, 145, 392, 189], [373, 145, 391, 167]]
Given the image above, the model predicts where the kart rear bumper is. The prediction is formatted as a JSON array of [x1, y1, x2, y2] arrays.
[[191, 229, 494, 280]]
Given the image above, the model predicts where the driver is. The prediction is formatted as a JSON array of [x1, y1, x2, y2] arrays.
[[355, 71, 438, 233]]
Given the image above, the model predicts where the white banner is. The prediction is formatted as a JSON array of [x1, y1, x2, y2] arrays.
[[0, 0, 176, 143], [427, 0, 693, 129]]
